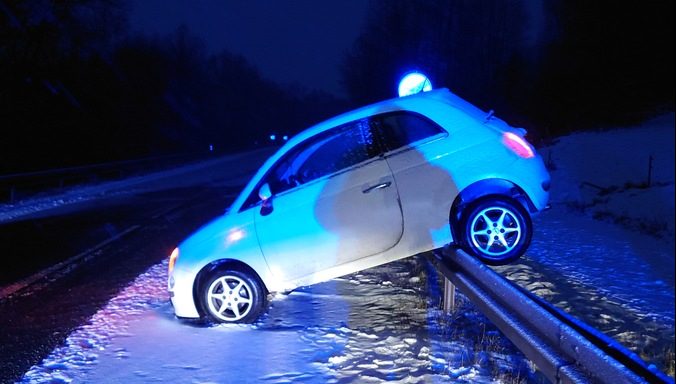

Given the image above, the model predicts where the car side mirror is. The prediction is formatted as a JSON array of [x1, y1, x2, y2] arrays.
[[258, 183, 272, 201], [258, 183, 273, 216]]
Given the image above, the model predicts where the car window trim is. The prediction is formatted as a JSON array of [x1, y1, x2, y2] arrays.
[[382, 131, 448, 158]]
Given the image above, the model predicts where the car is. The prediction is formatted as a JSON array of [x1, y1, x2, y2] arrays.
[[168, 88, 551, 323]]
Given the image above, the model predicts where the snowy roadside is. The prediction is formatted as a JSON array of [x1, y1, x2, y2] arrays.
[[20, 256, 536, 383], [497, 112, 675, 377], [0, 147, 275, 225], [540, 112, 675, 247]]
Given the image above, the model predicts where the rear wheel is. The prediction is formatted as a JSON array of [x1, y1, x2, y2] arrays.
[[460, 197, 532, 265], [202, 269, 266, 323]]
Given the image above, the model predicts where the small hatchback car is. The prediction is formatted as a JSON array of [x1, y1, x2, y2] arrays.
[[168, 88, 550, 323]]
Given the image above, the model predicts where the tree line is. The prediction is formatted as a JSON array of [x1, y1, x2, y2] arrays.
[[1, 1, 348, 173], [2, 1, 673, 173]]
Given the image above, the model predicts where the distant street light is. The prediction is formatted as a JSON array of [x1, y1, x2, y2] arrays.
[[269, 134, 276, 141]]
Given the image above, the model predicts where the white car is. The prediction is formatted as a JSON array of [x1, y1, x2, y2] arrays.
[[168, 88, 550, 323]]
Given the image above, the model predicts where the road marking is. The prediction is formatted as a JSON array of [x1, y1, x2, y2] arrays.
[[0, 191, 242, 301], [0, 225, 141, 301]]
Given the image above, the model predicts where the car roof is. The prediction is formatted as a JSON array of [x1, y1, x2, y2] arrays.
[[230, 88, 487, 213], [295, 88, 485, 143], [274, 87, 488, 159]]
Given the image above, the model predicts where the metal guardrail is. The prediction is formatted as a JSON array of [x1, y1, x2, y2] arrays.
[[427, 247, 673, 384]]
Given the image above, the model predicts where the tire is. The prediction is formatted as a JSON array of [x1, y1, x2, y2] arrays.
[[460, 197, 532, 265], [202, 269, 266, 323]]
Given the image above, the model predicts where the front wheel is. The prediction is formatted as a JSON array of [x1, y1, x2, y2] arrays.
[[202, 269, 266, 323], [460, 197, 532, 265]]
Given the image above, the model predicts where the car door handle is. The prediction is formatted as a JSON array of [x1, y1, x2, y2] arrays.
[[362, 181, 391, 194]]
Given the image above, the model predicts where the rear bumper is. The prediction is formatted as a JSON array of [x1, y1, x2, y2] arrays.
[[510, 156, 551, 213]]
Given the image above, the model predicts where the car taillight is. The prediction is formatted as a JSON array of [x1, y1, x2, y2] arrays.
[[502, 132, 535, 159], [168, 247, 179, 274]]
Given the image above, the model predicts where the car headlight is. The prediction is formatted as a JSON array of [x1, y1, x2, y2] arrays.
[[168, 247, 179, 275]]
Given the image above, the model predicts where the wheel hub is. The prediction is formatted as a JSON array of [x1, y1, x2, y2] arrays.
[[207, 275, 254, 321], [469, 206, 522, 257]]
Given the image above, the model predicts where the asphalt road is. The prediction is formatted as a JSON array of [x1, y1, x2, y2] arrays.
[[0, 184, 242, 384]]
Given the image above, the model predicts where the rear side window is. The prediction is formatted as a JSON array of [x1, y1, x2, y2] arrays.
[[377, 112, 446, 152]]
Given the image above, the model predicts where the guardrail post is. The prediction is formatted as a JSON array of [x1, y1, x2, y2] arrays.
[[443, 277, 456, 312]]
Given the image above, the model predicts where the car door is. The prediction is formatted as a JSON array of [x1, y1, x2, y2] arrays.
[[253, 119, 403, 282], [374, 111, 457, 250]]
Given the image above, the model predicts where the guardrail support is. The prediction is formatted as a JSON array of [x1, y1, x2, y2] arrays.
[[443, 277, 456, 313]]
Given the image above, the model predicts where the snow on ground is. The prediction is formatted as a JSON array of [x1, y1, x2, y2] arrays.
[[498, 208, 674, 365], [531, 112, 675, 320], [20, 258, 535, 383], [496, 112, 675, 375], [541, 112, 675, 245]]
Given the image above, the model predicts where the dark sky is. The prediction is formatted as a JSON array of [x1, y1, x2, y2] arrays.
[[129, 0, 370, 97]]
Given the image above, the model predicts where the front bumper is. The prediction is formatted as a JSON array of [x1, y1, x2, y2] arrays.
[[169, 268, 201, 319]]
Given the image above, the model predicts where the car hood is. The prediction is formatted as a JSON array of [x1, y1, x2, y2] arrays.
[[179, 211, 238, 252]]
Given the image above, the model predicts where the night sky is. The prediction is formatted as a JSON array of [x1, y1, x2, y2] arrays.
[[128, 0, 369, 96]]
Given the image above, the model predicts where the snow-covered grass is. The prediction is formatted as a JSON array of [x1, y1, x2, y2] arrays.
[[541, 112, 675, 246], [500, 111, 675, 378]]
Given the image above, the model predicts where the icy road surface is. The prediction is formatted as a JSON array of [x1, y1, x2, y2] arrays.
[[20, 257, 535, 383]]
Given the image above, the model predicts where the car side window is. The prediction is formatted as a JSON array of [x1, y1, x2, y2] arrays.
[[266, 119, 379, 196], [295, 120, 376, 184], [377, 112, 446, 152]]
